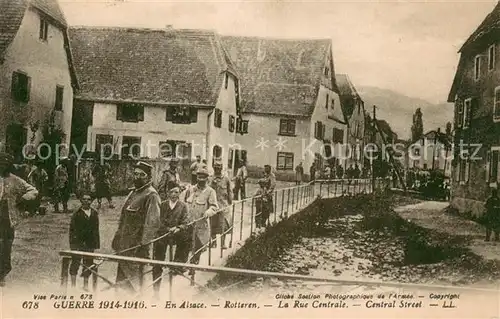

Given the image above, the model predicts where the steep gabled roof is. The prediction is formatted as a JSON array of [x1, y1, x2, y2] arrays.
[[336, 73, 363, 121], [69, 27, 235, 106], [459, 1, 500, 53], [221, 35, 334, 117]]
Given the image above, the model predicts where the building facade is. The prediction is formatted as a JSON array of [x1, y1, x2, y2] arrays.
[[408, 129, 452, 177], [222, 36, 347, 180], [448, 2, 500, 216], [69, 27, 241, 176], [0, 0, 76, 161]]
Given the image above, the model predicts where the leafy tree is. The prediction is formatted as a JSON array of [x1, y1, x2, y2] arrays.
[[411, 108, 424, 142]]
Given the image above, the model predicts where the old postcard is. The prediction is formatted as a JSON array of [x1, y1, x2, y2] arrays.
[[0, 0, 499, 318]]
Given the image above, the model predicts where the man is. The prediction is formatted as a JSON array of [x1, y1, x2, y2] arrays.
[[158, 158, 181, 201], [295, 162, 304, 185], [152, 187, 189, 297], [26, 159, 48, 215], [180, 166, 218, 272], [263, 165, 276, 193], [309, 162, 316, 182], [209, 160, 232, 249], [53, 157, 70, 213], [92, 157, 115, 209], [0, 152, 38, 286], [233, 160, 247, 200], [324, 165, 331, 180], [189, 155, 202, 185], [112, 162, 161, 293], [484, 188, 500, 242]]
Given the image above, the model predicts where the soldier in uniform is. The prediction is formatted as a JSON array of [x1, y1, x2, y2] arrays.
[[111, 162, 161, 294], [158, 158, 181, 201], [53, 157, 70, 213], [208, 160, 233, 249], [180, 166, 218, 272], [484, 187, 500, 242], [189, 155, 202, 185], [92, 158, 115, 209], [0, 152, 38, 287], [263, 165, 276, 217]]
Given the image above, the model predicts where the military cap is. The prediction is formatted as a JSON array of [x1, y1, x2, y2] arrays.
[[196, 166, 209, 179], [264, 164, 271, 169], [135, 161, 153, 176]]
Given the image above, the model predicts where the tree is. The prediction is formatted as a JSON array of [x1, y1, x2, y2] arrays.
[[411, 108, 424, 142], [445, 121, 452, 136]]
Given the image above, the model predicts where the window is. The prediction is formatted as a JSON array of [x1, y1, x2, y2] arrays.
[[314, 122, 325, 140], [457, 151, 470, 183], [495, 87, 500, 120], [95, 134, 114, 157], [39, 17, 48, 41], [54, 85, 64, 111], [331, 98, 335, 110], [229, 115, 235, 132], [456, 100, 464, 128], [121, 136, 141, 158], [324, 66, 329, 77], [277, 152, 294, 170], [475, 55, 481, 80], [332, 128, 343, 143], [279, 119, 296, 136], [159, 140, 187, 158], [225, 73, 229, 89], [237, 118, 249, 134], [228, 149, 234, 169], [11, 71, 31, 102], [166, 106, 197, 124], [463, 98, 471, 128], [214, 109, 223, 128], [325, 94, 329, 109], [489, 44, 496, 71], [488, 149, 500, 182], [117, 103, 144, 122]]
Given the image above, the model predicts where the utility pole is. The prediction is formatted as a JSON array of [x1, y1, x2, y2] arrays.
[[371, 105, 377, 192]]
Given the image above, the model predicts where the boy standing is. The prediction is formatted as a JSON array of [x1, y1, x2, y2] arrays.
[[254, 179, 272, 229], [69, 193, 100, 290]]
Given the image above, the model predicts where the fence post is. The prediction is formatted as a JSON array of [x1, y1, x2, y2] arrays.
[[286, 188, 290, 218], [291, 187, 295, 214], [327, 180, 330, 197], [60, 256, 70, 292], [208, 217, 212, 266], [229, 203, 235, 249], [239, 201, 244, 240], [250, 197, 254, 236], [168, 245, 174, 300], [281, 188, 285, 218], [92, 266, 98, 292], [190, 225, 196, 286], [319, 182, 322, 198], [274, 190, 277, 225]]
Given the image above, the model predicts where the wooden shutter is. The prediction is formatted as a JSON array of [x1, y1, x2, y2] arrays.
[[11, 72, 19, 100], [314, 122, 318, 139], [116, 104, 123, 120], [166, 106, 174, 121], [242, 120, 248, 133], [25, 75, 31, 102], [190, 107, 198, 123], [137, 105, 144, 122]]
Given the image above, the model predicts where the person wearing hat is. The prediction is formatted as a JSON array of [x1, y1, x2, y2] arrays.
[[158, 157, 181, 201], [262, 165, 276, 218], [0, 152, 38, 286], [208, 160, 233, 249], [91, 156, 115, 209], [111, 161, 161, 293], [26, 158, 48, 216], [52, 157, 70, 213], [180, 165, 218, 271], [254, 178, 272, 228], [233, 159, 248, 200], [152, 186, 190, 297], [484, 187, 500, 242], [189, 155, 202, 185]]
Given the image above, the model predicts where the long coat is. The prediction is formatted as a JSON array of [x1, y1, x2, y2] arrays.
[[181, 185, 218, 245], [69, 208, 100, 251], [0, 174, 38, 229], [157, 200, 190, 245], [112, 183, 161, 291], [209, 174, 233, 234]]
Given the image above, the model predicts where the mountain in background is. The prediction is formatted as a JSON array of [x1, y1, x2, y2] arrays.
[[356, 86, 454, 141]]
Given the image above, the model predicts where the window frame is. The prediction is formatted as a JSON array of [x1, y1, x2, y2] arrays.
[[474, 55, 481, 81], [494, 87, 500, 122], [488, 147, 500, 184], [95, 134, 114, 157], [276, 152, 294, 171], [229, 115, 235, 132], [121, 136, 142, 159], [214, 109, 223, 128], [166, 106, 197, 124], [116, 103, 144, 123], [463, 98, 471, 129], [457, 150, 470, 185], [39, 17, 49, 41], [279, 119, 296, 136], [11, 71, 31, 103], [489, 44, 496, 71], [332, 127, 343, 144]]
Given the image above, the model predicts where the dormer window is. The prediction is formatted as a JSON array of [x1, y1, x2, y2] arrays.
[[475, 55, 481, 80], [39, 17, 48, 41]]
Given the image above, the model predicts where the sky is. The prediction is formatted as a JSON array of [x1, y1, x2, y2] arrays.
[[60, 0, 498, 104]]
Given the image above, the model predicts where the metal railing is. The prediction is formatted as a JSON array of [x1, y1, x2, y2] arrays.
[[316, 177, 390, 198], [59, 181, 318, 297]]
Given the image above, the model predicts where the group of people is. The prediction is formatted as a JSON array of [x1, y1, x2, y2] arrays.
[[69, 156, 275, 297]]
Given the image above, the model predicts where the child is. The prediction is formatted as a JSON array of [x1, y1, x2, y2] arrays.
[[69, 193, 100, 290], [254, 179, 272, 229]]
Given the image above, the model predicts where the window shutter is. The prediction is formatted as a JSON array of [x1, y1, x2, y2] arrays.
[[165, 106, 174, 121], [11, 72, 19, 100], [116, 104, 123, 120], [242, 120, 248, 134], [486, 150, 491, 182], [190, 107, 198, 123], [314, 122, 318, 139], [25, 75, 31, 102], [137, 105, 144, 122]]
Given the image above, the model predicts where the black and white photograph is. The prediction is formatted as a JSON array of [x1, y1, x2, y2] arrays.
[[0, 0, 500, 318]]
